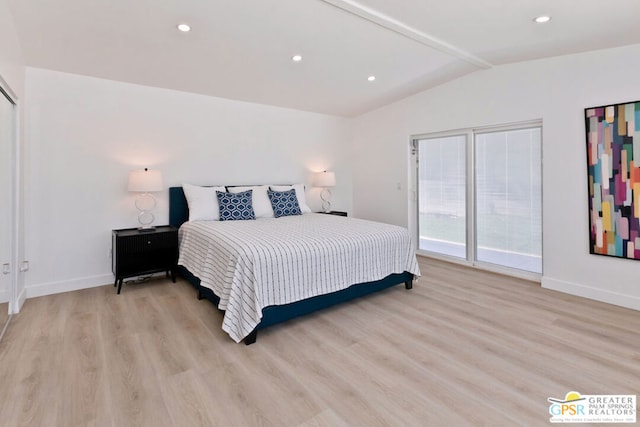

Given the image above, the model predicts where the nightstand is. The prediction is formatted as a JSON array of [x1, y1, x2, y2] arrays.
[[319, 211, 348, 217], [112, 225, 178, 294]]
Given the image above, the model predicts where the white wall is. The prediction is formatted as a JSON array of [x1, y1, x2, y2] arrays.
[[353, 44, 640, 310], [24, 68, 352, 297], [0, 0, 26, 312]]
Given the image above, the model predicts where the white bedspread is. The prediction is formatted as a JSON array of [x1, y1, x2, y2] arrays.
[[178, 213, 420, 342]]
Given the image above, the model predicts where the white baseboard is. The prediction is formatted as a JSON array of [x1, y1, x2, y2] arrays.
[[541, 277, 640, 311], [26, 273, 114, 299], [0, 288, 7, 304]]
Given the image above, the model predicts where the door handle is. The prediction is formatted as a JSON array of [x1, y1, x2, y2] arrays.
[[2, 263, 9, 275]]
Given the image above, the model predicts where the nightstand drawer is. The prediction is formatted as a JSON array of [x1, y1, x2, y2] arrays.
[[116, 248, 176, 276], [115, 232, 176, 253]]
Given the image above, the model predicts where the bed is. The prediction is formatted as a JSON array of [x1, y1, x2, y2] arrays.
[[169, 186, 420, 344]]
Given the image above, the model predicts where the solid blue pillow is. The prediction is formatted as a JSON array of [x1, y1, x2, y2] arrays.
[[216, 190, 256, 221], [267, 189, 302, 218]]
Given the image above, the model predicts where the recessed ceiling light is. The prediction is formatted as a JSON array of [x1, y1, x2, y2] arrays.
[[367, 75, 376, 82], [177, 23, 191, 32], [292, 55, 303, 62], [534, 15, 551, 23]]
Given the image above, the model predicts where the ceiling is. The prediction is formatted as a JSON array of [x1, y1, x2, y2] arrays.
[[7, 0, 640, 117]]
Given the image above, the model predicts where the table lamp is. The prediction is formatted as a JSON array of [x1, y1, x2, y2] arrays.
[[128, 168, 163, 230], [313, 171, 336, 212]]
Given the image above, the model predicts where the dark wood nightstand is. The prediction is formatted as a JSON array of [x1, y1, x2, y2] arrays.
[[112, 226, 178, 294], [319, 211, 348, 217]]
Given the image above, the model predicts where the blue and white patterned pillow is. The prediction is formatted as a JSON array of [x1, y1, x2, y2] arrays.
[[267, 189, 302, 218], [216, 190, 256, 221]]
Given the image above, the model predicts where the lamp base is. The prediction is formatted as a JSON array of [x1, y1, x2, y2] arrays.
[[320, 188, 332, 213], [136, 194, 157, 229]]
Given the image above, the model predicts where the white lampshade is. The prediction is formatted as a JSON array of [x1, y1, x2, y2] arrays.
[[313, 171, 336, 188], [128, 168, 163, 192]]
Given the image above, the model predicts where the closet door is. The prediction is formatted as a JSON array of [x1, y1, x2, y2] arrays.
[[0, 88, 14, 322]]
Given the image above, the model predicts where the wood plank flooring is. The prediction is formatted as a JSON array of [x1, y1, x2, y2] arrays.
[[0, 257, 638, 426], [0, 302, 8, 331]]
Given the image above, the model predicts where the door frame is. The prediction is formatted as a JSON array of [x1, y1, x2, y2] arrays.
[[0, 74, 19, 315], [410, 120, 543, 281]]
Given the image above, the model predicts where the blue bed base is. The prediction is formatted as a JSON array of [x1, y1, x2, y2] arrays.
[[169, 186, 414, 344]]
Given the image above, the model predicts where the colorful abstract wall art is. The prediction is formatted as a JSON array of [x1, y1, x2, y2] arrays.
[[585, 100, 640, 259]]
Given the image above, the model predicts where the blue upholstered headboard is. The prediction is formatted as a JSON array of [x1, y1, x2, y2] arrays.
[[169, 187, 189, 228]]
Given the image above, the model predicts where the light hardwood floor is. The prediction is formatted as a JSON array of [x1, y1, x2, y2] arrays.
[[0, 301, 8, 327], [0, 257, 638, 426], [0, 302, 8, 341]]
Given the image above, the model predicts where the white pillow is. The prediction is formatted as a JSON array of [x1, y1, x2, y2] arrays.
[[228, 185, 274, 218], [270, 184, 311, 213], [182, 184, 226, 221]]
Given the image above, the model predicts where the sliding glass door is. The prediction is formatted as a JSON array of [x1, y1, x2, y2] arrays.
[[415, 123, 542, 275], [417, 134, 467, 258]]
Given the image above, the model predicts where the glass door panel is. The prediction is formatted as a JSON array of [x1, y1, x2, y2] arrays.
[[475, 127, 542, 273], [417, 135, 467, 258]]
